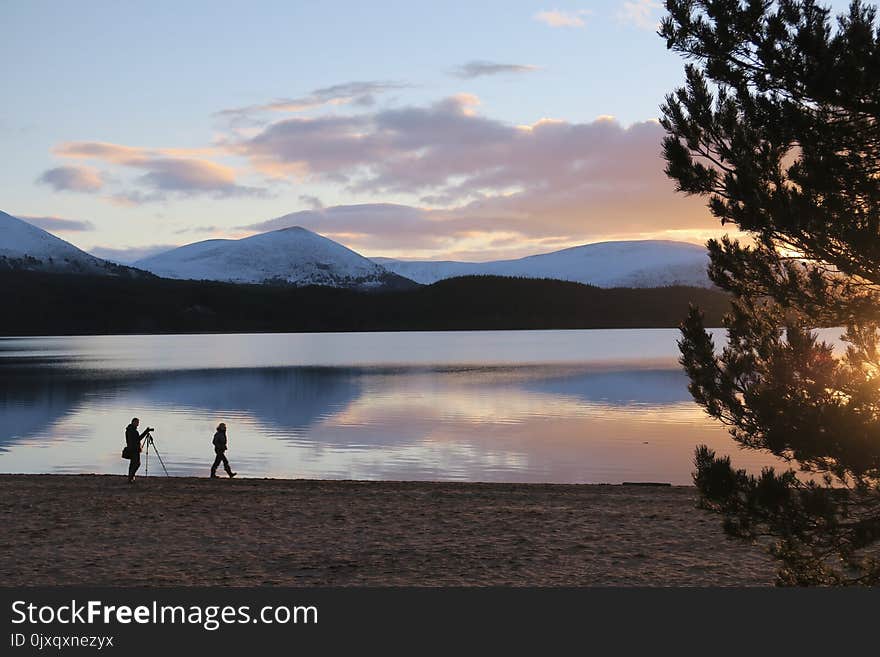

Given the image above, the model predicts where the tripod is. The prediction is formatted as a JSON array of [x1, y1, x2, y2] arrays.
[[141, 430, 170, 477]]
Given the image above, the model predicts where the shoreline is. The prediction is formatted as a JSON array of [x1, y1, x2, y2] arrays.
[[0, 325, 727, 338], [0, 474, 776, 586]]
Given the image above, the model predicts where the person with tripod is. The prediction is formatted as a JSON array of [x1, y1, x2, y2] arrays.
[[211, 422, 237, 479], [124, 417, 153, 483]]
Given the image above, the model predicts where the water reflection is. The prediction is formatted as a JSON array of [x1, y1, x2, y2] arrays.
[[521, 368, 694, 404], [0, 358, 779, 484], [132, 368, 362, 436], [0, 373, 95, 451]]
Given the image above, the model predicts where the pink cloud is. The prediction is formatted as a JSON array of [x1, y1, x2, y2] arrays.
[[230, 97, 713, 249], [54, 141, 265, 201], [533, 9, 591, 28]]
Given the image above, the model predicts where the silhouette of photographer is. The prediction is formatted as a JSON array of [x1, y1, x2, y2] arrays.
[[211, 422, 237, 479], [124, 417, 153, 483]]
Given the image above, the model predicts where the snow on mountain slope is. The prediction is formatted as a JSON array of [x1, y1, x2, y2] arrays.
[[373, 240, 711, 288], [135, 226, 411, 289], [0, 210, 138, 276]]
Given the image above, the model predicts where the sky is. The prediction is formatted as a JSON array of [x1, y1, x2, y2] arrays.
[[0, 0, 853, 262]]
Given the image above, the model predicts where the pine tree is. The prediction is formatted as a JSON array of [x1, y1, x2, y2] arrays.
[[660, 0, 880, 584]]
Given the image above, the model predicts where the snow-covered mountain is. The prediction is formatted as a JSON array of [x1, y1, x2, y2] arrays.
[[135, 225, 413, 289], [0, 210, 139, 276], [373, 240, 711, 288], [1, 206, 712, 292]]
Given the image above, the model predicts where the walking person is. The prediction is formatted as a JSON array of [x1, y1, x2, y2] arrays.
[[211, 422, 237, 479], [124, 417, 153, 483]]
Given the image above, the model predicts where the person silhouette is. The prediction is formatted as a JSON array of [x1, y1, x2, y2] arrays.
[[211, 422, 237, 479], [125, 417, 153, 483]]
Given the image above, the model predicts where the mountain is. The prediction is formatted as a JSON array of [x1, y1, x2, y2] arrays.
[[3, 209, 710, 290], [0, 210, 141, 277], [135, 226, 414, 290], [373, 240, 711, 288]]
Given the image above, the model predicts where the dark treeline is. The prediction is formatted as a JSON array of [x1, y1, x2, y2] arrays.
[[0, 271, 730, 335]]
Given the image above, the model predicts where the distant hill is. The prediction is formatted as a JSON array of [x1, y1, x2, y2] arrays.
[[0, 210, 145, 277], [3, 207, 711, 292], [134, 219, 710, 290], [135, 225, 414, 291], [0, 270, 731, 336], [374, 240, 711, 288]]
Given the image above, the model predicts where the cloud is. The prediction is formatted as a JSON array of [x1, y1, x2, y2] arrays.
[[45, 86, 715, 260], [234, 96, 660, 201], [234, 94, 514, 184], [55, 142, 148, 164], [18, 215, 95, 232], [135, 158, 235, 192], [228, 100, 714, 257], [107, 190, 167, 207], [533, 9, 591, 28], [173, 225, 219, 235], [55, 142, 219, 163], [299, 194, 324, 210], [89, 244, 177, 265], [618, 0, 663, 30], [217, 80, 409, 124], [240, 204, 448, 250], [234, 113, 377, 178], [237, 203, 531, 254], [36, 165, 104, 192], [452, 61, 539, 79], [55, 141, 266, 202]]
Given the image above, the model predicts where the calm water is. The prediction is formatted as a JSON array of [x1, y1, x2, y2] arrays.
[[0, 329, 807, 484]]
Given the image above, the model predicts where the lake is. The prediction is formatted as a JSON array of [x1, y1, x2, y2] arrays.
[[0, 329, 801, 484]]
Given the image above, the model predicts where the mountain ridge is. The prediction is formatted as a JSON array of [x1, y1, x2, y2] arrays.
[[373, 240, 711, 288], [0, 210, 144, 277], [134, 225, 414, 290], [3, 208, 711, 290]]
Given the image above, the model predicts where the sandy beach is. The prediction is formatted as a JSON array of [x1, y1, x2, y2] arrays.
[[0, 474, 776, 586]]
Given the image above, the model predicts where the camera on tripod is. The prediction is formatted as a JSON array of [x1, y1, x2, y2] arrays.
[[141, 428, 169, 477]]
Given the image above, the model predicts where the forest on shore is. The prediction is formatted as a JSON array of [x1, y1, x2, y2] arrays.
[[0, 270, 730, 335]]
